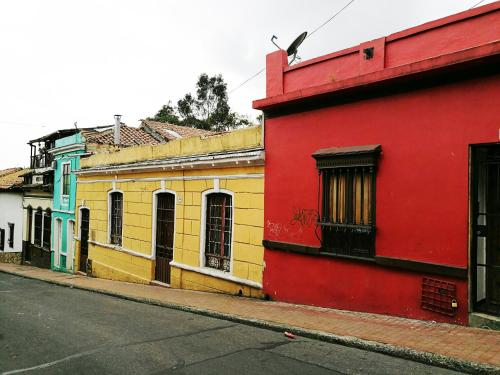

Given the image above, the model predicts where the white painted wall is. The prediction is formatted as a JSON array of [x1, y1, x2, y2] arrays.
[[0, 192, 24, 253]]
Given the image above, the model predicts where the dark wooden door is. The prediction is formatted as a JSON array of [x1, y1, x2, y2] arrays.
[[80, 208, 90, 273], [155, 193, 175, 284], [473, 146, 500, 316]]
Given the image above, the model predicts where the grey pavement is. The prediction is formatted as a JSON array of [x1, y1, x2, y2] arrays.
[[0, 273, 463, 375]]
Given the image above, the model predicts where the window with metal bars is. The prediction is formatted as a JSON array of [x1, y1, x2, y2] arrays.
[[204, 193, 232, 272], [313, 145, 380, 258], [62, 162, 71, 195], [43, 209, 51, 250], [34, 208, 43, 247], [8, 223, 14, 248], [109, 192, 123, 246]]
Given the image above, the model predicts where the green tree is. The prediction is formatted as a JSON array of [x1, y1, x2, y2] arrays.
[[148, 101, 180, 124], [152, 74, 249, 132]]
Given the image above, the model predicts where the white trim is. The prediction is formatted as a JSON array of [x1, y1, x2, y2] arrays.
[[213, 178, 220, 192], [77, 173, 264, 184], [60, 161, 71, 204], [52, 208, 75, 214], [107, 188, 123, 245], [67, 219, 75, 270], [199, 188, 235, 275], [170, 261, 262, 289], [53, 217, 63, 267], [74, 149, 264, 175], [88, 240, 154, 260], [49, 143, 85, 155], [151, 188, 177, 260]]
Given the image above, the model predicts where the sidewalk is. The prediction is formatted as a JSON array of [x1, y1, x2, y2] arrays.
[[1, 263, 499, 374]]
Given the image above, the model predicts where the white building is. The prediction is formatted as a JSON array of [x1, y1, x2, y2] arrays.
[[0, 168, 26, 264]]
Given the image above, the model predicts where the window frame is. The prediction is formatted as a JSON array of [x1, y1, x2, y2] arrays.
[[34, 207, 43, 247], [42, 209, 52, 250], [200, 189, 234, 273], [61, 161, 71, 197], [108, 190, 124, 246], [313, 145, 381, 259]]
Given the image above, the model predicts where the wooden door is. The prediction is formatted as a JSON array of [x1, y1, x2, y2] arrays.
[[79, 208, 90, 273], [155, 193, 175, 284]]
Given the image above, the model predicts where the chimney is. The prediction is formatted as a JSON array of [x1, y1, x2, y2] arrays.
[[114, 114, 121, 145]]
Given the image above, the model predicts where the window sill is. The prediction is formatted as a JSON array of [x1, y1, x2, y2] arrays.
[[169, 261, 262, 289], [88, 240, 153, 260], [318, 251, 375, 263]]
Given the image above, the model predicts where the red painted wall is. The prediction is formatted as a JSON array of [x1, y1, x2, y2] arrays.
[[256, 3, 500, 324], [262, 76, 500, 324]]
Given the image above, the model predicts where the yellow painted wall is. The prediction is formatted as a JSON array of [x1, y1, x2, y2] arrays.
[[81, 125, 262, 169], [75, 126, 265, 296]]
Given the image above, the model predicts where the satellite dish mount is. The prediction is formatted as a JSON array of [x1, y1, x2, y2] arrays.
[[270, 31, 307, 65]]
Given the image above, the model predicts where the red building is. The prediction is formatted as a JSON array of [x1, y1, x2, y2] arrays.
[[253, 2, 500, 326]]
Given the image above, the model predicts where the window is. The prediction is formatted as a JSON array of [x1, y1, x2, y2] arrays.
[[204, 193, 233, 272], [43, 209, 51, 250], [313, 145, 380, 258], [27, 206, 33, 244], [109, 192, 123, 246], [34, 208, 43, 246], [0, 229, 4, 251], [8, 223, 14, 248], [62, 162, 71, 195]]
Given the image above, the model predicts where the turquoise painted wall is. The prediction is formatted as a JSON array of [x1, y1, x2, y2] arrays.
[[51, 134, 85, 272]]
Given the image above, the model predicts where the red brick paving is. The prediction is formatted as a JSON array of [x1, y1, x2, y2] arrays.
[[1, 263, 499, 368]]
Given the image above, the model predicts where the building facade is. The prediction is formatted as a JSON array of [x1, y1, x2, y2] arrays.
[[50, 133, 85, 272], [0, 168, 26, 264], [253, 3, 500, 325], [22, 129, 80, 268], [75, 126, 265, 296]]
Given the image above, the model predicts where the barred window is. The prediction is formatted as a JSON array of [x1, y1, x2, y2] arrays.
[[313, 145, 380, 258], [0, 229, 4, 251], [62, 162, 71, 195], [43, 209, 51, 250], [204, 193, 232, 272], [110, 192, 123, 246], [34, 208, 43, 247], [8, 223, 14, 248]]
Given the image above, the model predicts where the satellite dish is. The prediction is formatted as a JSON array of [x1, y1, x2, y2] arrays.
[[286, 31, 307, 57]]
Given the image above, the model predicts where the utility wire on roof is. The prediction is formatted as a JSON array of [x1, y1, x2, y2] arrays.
[[307, 0, 355, 39], [469, 0, 486, 9], [228, 0, 356, 94]]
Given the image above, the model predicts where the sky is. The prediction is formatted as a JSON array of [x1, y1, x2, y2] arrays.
[[0, 0, 494, 169]]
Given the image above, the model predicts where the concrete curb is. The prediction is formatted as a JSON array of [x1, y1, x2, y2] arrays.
[[2, 268, 499, 375]]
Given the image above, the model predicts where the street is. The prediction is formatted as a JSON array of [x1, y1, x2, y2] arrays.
[[0, 273, 461, 375]]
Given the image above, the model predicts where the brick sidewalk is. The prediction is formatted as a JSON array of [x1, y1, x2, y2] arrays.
[[1, 263, 499, 373]]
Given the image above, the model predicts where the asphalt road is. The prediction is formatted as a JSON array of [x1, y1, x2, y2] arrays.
[[0, 273, 463, 375]]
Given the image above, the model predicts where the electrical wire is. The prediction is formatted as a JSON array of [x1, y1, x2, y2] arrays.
[[228, 0, 356, 94], [307, 0, 355, 39], [469, 0, 486, 9]]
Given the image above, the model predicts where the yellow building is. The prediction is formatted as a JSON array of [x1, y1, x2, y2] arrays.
[[74, 126, 264, 297]]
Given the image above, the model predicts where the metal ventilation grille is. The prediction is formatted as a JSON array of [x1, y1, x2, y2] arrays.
[[421, 277, 457, 316]]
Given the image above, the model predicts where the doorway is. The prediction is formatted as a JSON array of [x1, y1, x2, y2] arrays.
[[472, 145, 500, 316], [154, 193, 175, 284], [79, 208, 90, 273]]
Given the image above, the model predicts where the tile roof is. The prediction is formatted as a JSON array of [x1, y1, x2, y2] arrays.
[[141, 120, 217, 141], [84, 124, 161, 146], [0, 168, 28, 190]]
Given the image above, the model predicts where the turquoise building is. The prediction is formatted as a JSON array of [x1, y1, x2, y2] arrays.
[[50, 133, 86, 272]]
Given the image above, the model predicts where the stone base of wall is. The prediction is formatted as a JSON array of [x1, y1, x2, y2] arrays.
[[170, 267, 263, 298], [0, 252, 22, 265], [90, 259, 151, 284]]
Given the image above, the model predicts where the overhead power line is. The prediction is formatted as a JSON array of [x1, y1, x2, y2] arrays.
[[469, 0, 486, 9], [307, 0, 355, 39], [228, 0, 356, 94]]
